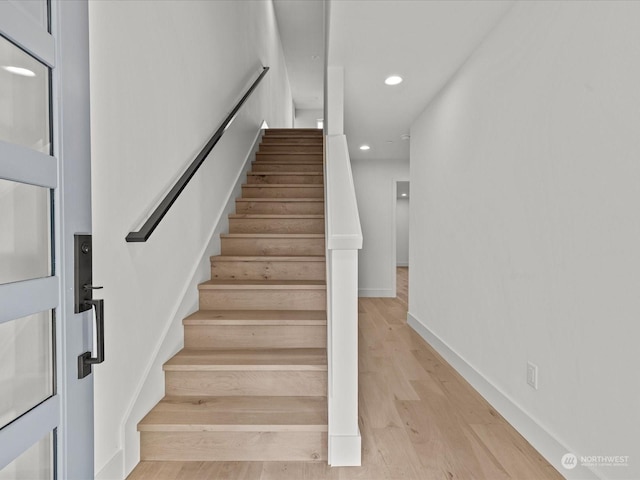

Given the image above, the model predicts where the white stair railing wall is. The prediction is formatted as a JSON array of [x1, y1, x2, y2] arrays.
[[324, 134, 363, 466]]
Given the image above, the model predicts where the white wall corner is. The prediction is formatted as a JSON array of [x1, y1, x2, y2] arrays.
[[406, 312, 600, 480], [358, 288, 394, 298], [326, 66, 344, 135], [119, 129, 264, 478], [329, 430, 362, 467], [95, 449, 123, 480]]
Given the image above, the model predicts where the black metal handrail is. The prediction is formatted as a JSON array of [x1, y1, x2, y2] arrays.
[[126, 66, 270, 242]]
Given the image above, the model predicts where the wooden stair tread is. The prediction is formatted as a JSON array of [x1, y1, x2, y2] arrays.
[[242, 183, 324, 188], [236, 198, 323, 202], [199, 279, 325, 289], [138, 396, 327, 432], [211, 255, 325, 262], [228, 214, 323, 219], [221, 233, 324, 238], [252, 159, 323, 164], [248, 171, 323, 177], [184, 309, 327, 326], [264, 132, 322, 135], [164, 348, 327, 370]]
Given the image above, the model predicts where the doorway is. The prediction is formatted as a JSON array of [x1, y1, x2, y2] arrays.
[[396, 181, 409, 303]]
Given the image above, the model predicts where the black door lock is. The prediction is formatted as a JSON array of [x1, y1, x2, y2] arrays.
[[74, 234, 105, 379]]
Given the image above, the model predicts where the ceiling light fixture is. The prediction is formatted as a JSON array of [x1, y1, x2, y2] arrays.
[[385, 75, 403, 86], [2, 65, 36, 77], [360, 145, 370, 151], [401, 193, 407, 197]]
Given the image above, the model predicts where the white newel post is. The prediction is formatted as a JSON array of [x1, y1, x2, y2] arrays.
[[325, 134, 362, 466]]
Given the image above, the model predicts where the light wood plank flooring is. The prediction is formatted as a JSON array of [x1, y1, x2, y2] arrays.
[[128, 268, 562, 479]]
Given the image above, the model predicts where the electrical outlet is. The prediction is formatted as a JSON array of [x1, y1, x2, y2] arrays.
[[527, 362, 538, 389]]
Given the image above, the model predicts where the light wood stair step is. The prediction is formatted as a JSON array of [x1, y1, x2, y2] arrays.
[[265, 128, 322, 136], [251, 162, 323, 173], [221, 233, 325, 256], [164, 349, 327, 397], [198, 279, 326, 310], [256, 152, 322, 162], [210, 255, 325, 281], [247, 172, 323, 184], [242, 184, 324, 198], [138, 396, 327, 432], [228, 214, 324, 234], [236, 198, 324, 214], [139, 396, 327, 462], [252, 159, 323, 164], [183, 309, 327, 326], [184, 308, 327, 349], [164, 348, 326, 371], [261, 136, 323, 145], [259, 144, 323, 153]]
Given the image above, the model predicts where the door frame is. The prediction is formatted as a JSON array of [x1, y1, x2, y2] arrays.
[[0, 1, 94, 478]]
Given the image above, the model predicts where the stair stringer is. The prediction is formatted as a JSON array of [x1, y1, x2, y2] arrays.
[[105, 128, 265, 480]]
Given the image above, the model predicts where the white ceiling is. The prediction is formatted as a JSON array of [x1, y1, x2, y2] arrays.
[[273, 0, 513, 160], [273, 0, 325, 111]]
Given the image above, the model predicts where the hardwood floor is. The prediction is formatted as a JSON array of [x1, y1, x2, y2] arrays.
[[128, 268, 562, 480]]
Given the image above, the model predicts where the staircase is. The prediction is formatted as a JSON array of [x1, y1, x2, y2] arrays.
[[137, 129, 328, 462]]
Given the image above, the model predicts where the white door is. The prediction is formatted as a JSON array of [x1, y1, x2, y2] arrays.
[[0, 1, 95, 479]]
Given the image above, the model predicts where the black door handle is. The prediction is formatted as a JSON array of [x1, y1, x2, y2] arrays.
[[78, 298, 105, 379]]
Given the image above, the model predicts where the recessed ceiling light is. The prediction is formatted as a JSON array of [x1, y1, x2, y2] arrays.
[[385, 75, 403, 86], [360, 145, 370, 151], [2, 65, 36, 77], [401, 193, 407, 197]]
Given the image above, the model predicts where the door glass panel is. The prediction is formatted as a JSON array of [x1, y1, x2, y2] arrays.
[[0, 311, 53, 428], [0, 179, 52, 285], [0, 431, 53, 480], [0, 34, 50, 154]]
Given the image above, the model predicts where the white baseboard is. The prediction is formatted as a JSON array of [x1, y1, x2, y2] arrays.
[[358, 288, 394, 297], [95, 449, 123, 480], [406, 312, 600, 480], [329, 430, 362, 466]]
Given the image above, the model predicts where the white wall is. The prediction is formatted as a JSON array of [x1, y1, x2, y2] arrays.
[[351, 158, 408, 297], [409, 2, 640, 479], [88, 1, 292, 477], [294, 108, 323, 129], [396, 197, 409, 267]]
